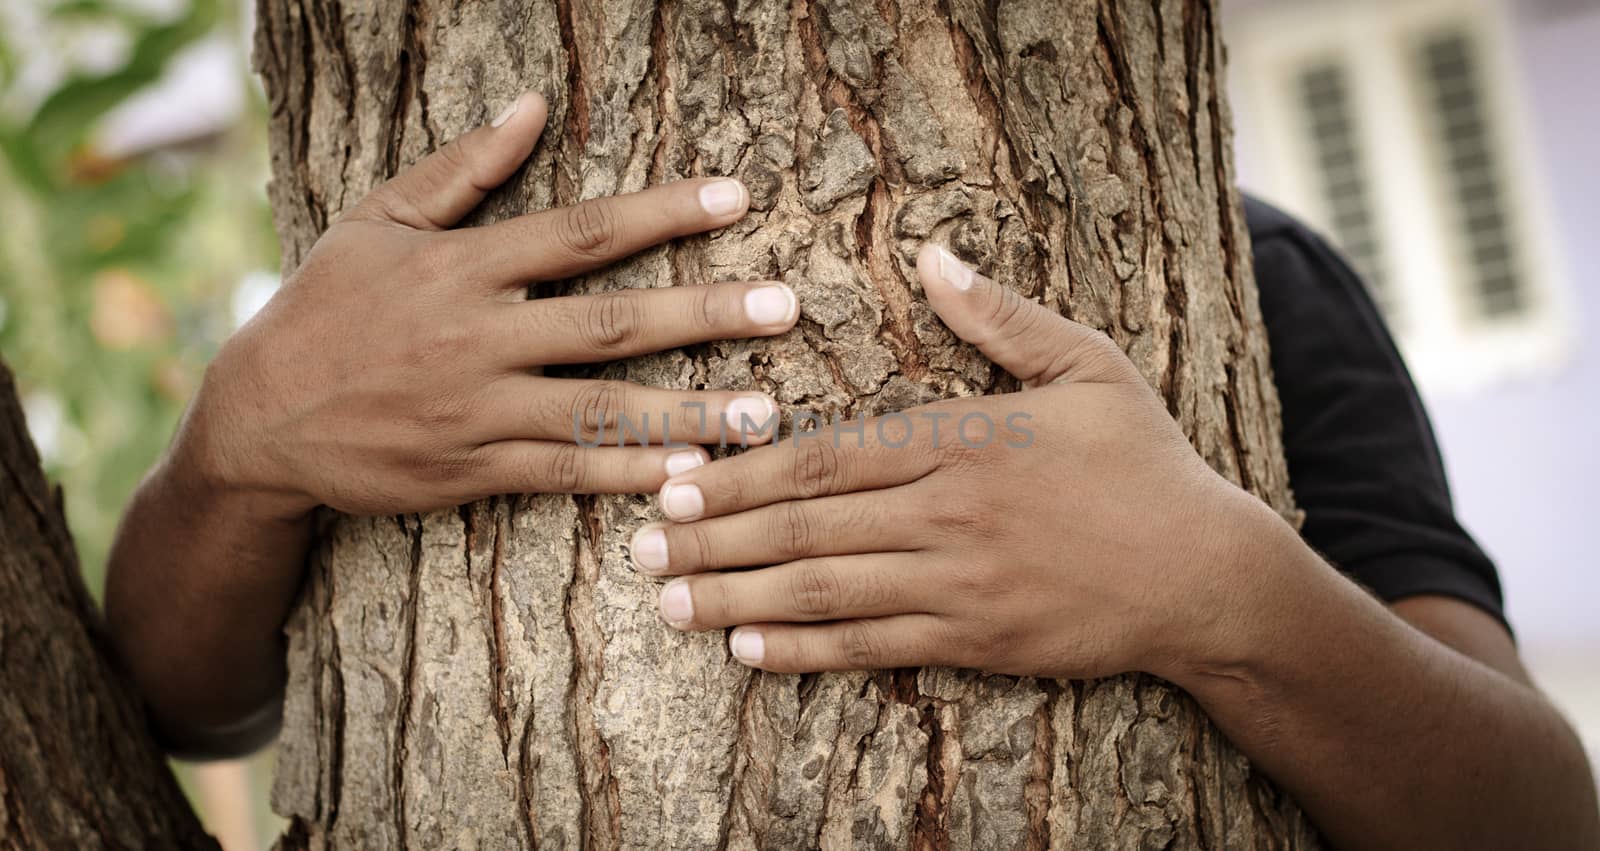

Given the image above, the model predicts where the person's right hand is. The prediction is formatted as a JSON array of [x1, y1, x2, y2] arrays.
[[181, 91, 795, 519]]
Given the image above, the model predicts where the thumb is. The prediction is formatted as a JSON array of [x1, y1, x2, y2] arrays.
[[916, 243, 1130, 386], [348, 91, 550, 230]]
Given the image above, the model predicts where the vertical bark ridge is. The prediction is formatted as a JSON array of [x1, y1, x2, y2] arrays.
[[257, 1, 1315, 847]]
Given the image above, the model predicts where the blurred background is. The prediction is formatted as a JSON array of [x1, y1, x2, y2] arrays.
[[0, 0, 1593, 847], [0, 0, 281, 847], [1224, 0, 1600, 782]]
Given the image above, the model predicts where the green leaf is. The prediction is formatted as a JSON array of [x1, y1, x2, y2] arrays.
[[16, 0, 220, 190]]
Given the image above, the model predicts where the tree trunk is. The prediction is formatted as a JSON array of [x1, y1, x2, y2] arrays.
[[0, 360, 217, 850], [255, 1, 1317, 847]]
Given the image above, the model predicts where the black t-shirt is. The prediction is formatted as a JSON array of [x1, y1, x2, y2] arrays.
[[1246, 196, 1507, 628]]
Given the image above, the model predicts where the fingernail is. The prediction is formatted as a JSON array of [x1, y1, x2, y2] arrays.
[[491, 97, 520, 128], [724, 395, 776, 436], [699, 179, 746, 216], [660, 579, 694, 626], [665, 450, 706, 477], [631, 526, 669, 574], [937, 246, 974, 291], [744, 284, 797, 326], [729, 629, 765, 665], [660, 482, 705, 521]]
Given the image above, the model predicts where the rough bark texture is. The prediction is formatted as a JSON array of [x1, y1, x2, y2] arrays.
[[0, 360, 217, 850], [256, 1, 1317, 848]]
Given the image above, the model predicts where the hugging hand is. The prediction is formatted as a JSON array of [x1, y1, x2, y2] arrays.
[[184, 92, 796, 518], [632, 245, 1289, 682]]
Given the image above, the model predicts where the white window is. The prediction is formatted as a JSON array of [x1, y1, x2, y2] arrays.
[[1225, 0, 1571, 395], [1412, 26, 1527, 321], [1292, 58, 1398, 320]]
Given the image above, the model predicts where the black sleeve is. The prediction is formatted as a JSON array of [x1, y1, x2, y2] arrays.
[[1244, 197, 1508, 630]]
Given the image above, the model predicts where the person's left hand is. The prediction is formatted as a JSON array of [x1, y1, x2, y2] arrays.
[[629, 243, 1294, 681]]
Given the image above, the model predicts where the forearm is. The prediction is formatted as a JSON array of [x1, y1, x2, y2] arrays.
[[105, 431, 312, 758], [1175, 522, 1600, 850]]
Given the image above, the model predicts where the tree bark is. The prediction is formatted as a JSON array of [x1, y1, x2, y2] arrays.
[[0, 360, 217, 850], [255, 1, 1317, 847]]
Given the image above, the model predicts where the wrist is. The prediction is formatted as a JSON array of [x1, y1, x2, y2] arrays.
[[157, 437, 315, 528], [1153, 487, 1313, 690], [165, 364, 315, 523]]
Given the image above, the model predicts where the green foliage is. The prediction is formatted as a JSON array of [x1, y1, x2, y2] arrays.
[[0, 0, 278, 592], [9, 0, 218, 188]]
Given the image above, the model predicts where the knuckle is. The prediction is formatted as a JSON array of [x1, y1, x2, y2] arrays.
[[943, 623, 990, 668], [356, 185, 408, 223], [416, 390, 474, 433], [386, 177, 444, 228], [705, 578, 739, 625], [789, 440, 843, 498], [1062, 333, 1132, 384], [685, 523, 716, 571], [788, 563, 841, 617], [984, 284, 1030, 334], [704, 467, 750, 511], [424, 445, 477, 484], [543, 443, 586, 491], [945, 558, 1003, 598], [410, 319, 473, 369], [559, 198, 619, 257], [928, 493, 994, 543], [696, 286, 735, 330], [436, 141, 470, 179], [581, 292, 644, 351], [935, 430, 989, 471], [855, 568, 898, 611], [770, 501, 817, 558], [920, 619, 969, 668], [1036, 349, 1080, 387], [838, 620, 880, 669], [573, 382, 627, 442], [969, 617, 1017, 660]]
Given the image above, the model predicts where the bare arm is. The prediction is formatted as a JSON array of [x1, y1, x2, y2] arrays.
[[1181, 536, 1599, 851], [105, 91, 800, 756], [106, 434, 310, 756], [630, 245, 1600, 848]]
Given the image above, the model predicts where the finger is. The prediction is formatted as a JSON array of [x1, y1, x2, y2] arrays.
[[629, 490, 919, 576], [348, 91, 549, 230], [469, 441, 709, 495], [653, 428, 937, 522], [654, 554, 931, 631], [472, 378, 780, 447], [454, 177, 750, 287], [722, 617, 955, 673], [500, 281, 798, 367], [916, 243, 1133, 386]]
